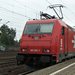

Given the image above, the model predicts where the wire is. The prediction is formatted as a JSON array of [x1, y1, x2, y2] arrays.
[[0, 19, 24, 27], [60, 0, 75, 17], [0, 6, 33, 19], [14, 0, 39, 12], [0, 18, 24, 25], [0, 12, 26, 21], [46, 0, 75, 25], [0, 0, 40, 16], [46, 0, 52, 5]]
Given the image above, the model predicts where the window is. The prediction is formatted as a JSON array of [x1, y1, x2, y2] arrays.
[[62, 27, 64, 35], [24, 23, 54, 34], [40, 23, 54, 34], [24, 24, 39, 34]]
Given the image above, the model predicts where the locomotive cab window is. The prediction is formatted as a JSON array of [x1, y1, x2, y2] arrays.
[[24, 23, 54, 34], [62, 27, 64, 35]]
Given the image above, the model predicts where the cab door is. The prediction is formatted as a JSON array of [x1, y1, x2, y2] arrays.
[[62, 27, 68, 55], [64, 27, 68, 55]]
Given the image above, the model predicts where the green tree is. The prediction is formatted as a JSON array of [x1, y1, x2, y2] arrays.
[[0, 24, 16, 45], [14, 40, 19, 46]]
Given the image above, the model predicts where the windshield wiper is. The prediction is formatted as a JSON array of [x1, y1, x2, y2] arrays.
[[35, 25, 40, 33], [42, 34, 44, 37], [28, 34, 31, 37]]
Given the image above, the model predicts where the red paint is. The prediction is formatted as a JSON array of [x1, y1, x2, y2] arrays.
[[19, 19, 75, 63]]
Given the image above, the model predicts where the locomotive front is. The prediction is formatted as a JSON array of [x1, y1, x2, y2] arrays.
[[16, 19, 58, 67]]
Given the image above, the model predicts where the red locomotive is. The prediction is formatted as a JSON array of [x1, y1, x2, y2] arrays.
[[16, 4, 75, 67]]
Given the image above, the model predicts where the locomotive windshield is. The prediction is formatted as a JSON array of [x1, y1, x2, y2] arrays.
[[24, 23, 54, 34]]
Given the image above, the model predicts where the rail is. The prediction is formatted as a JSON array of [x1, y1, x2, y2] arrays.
[[18, 70, 34, 75]]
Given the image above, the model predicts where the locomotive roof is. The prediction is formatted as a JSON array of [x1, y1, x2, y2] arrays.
[[27, 19, 57, 24], [27, 19, 66, 27], [26, 19, 75, 31]]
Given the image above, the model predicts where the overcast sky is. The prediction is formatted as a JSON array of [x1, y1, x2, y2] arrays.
[[0, 0, 75, 40]]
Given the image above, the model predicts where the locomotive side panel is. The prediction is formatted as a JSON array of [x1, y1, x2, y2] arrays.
[[58, 20, 75, 62], [68, 29, 75, 57], [58, 26, 68, 62]]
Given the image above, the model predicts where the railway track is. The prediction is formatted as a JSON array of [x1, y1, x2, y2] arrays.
[[1, 50, 74, 75], [0, 65, 26, 75], [0, 57, 16, 61], [18, 70, 34, 75], [0, 61, 17, 68], [0, 50, 26, 75], [0, 56, 16, 68], [0, 51, 39, 75], [0, 51, 18, 57]]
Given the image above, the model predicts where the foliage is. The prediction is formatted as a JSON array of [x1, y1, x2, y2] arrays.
[[14, 40, 19, 46], [0, 24, 16, 45], [0, 41, 6, 46]]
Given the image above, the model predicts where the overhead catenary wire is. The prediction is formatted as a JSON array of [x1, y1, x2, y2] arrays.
[[0, 7, 29, 25], [0, 23, 24, 28], [0, 19, 25, 28], [0, 18, 24, 25], [0, 0, 40, 40], [0, 12, 26, 21], [0, 6, 33, 19], [0, 4, 40, 28], [13, 0, 40, 18], [14, 0, 39, 12], [60, 0, 75, 17], [0, 0, 40, 16], [0, 7, 27, 29], [46, 0, 52, 5], [46, 0, 75, 25], [0, 22, 25, 34]]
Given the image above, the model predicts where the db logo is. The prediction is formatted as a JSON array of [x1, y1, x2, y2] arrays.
[[72, 35, 75, 48]]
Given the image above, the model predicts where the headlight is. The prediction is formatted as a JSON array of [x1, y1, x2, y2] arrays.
[[22, 48, 27, 52], [22, 49, 25, 52], [43, 49, 50, 53], [43, 49, 46, 52], [46, 49, 50, 52], [25, 49, 27, 52]]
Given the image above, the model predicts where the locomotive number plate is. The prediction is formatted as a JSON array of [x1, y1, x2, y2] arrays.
[[30, 49, 40, 52]]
